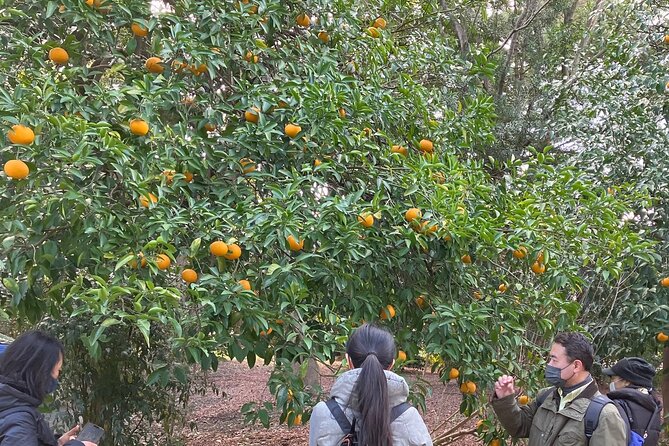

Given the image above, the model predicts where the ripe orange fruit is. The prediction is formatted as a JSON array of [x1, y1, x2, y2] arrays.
[[145, 56, 164, 74], [284, 123, 302, 138], [318, 31, 329, 43], [448, 368, 459, 380], [473, 291, 482, 300], [461, 254, 472, 264], [475, 420, 484, 430], [162, 170, 175, 184], [664, 35, 669, 44], [657, 332, 668, 343], [129, 252, 147, 269], [358, 213, 374, 228], [223, 243, 242, 260], [210, 241, 228, 257], [498, 283, 508, 293], [244, 51, 259, 63], [465, 381, 477, 394], [405, 208, 422, 222], [296, 13, 310, 27], [260, 328, 273, 336], [238, 279, 251, 291], [184, 171, 194, 183], [293, 414, 302, 425], [373, 17, 387, 29], [287, 235, 304, 251], [129, 119, 149, 136], [531, 262, 546, 275], [204, 123, 216, 132], [156, 254, 171, 270], [49, 47, 69, 65], [181, 268, 198, 283], [420, 221, 438, 234], [338, 108, 346, 119], [489, 440, 501, 446], [366, 27, 380, 38], [415, 295, 427, 309], [379, 304, 396, 320], [518, 395, 530, 405], [8, 124, 35, 145], [3, 160, 30, 179], [660, 277, 669, 287], [139, 193, 157, 208], [245, 107, 260, 123], [418, 139, 434, 153], [397, 350, 407, 362], [240, 158, 256, 174], [131, 23, 148, 37], [512, 246, 527, 259], [391, 145, 408, 156], [536, 251, 545, 263], [314, 159, 322, 167]]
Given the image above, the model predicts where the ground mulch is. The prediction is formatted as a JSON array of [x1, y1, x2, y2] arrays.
[[181, 360, 482, 446]]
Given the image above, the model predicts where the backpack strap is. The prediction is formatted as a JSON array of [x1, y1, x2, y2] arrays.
[[584, 395, 631, 445], [535, 387, 555, 408], [641, 400, 661, 439], [326, 398, 352, 433], [390, 402, 412, 422]]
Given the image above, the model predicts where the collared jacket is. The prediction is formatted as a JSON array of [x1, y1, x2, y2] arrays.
[[308, 369, 432, 446], [491, 381, 627, 446], [0, 377, 84, 446]]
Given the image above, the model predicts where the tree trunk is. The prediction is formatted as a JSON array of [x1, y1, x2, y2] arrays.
[[663, 346, 669, 418]]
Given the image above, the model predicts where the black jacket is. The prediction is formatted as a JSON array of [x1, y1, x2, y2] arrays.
[[0, 377, 84, 446], [608, 387, 662, 446]]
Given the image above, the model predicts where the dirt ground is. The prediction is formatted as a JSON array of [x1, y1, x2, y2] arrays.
[[181, 360, 482, 446]]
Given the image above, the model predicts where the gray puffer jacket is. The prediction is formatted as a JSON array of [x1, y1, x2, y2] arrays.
[[308, 369, 433, 446]]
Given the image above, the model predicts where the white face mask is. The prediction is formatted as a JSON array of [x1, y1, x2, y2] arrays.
[[609, 381, 618, 392]]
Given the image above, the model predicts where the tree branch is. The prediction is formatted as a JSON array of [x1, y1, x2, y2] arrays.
[[490, 0, 554, 57]]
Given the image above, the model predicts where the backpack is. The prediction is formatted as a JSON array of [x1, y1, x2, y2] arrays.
[[325, 397, 412, 446], [536, 388, 661, 446]]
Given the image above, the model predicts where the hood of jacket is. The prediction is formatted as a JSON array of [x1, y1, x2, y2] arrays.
[[0, 375, 41, 412], [330, 368, 409, 408], [608, 387, 659, 412]]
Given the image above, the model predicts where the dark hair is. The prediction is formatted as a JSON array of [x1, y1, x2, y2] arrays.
[[553, 332, 594, 371], [0, 330, 63, 401], [346, 324, 396, 446]]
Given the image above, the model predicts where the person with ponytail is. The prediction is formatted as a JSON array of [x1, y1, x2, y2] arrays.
[[309, 324, 432, 446]]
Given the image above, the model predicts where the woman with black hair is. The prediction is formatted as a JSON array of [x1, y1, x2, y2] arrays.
[[309, 324, 432, 446], [0, 330, 97, 446]]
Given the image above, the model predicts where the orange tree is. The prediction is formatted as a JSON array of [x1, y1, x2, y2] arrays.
[[0, 1, 658, 444]]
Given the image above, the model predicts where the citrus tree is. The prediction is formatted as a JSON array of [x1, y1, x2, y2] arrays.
[[0, 0, 660, 445]]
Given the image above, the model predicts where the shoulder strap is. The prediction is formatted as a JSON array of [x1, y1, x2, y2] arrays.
[[326, 398, 352, 433], [390, 402, 412, 422], [642, 400, 661, 438], [535, 387, 555, 408], [584, 395, 612, 439]]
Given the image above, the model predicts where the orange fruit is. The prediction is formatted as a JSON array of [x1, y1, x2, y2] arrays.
[[240, 158, 256, 174], [391, 145, 408, 156], [293, 414, 302, 425], [244, 51, 259, 63], [314, 159, 322, 167], [415, 295, 427, 309], [338, 108, 346, 119], [7, 124, 35, 145], [223, 243, 242, 260], [461, 254, 472, 264], [318, 31, 329, 43], [139, 193, 157, 208], [284, 123, 302, 138], [420, 221, 438, 234], [465, 381, 477, 394], [489, 440, 501, 446], [448, 368, 459, 380], [129, 119, 149, 136], [531, 262, 546, 275], [498, 283, 508, 292], [49, 47, 69, 65], [131, 23, 148, 37], [397, 350, 407, 362], [512, 247, 527, 259], [210, 241, 228, 257], [657, 332, 668, 343], [373, 17, 387, 29], [405, 208, 422, 222], [238, 279, 251, 291], [536, 251, 545, 263], [162, 169, 175, 184], [418, 139, 434, 153], [379, 304, 396, 320], [518, 395, 530, 405], [204, 123, 216, 132], [357, 213, 374, 228], [3, 160, 30, 179], [245, 107, 260, 123], [156, 254, 171, 270], [366, 27, 380, 38], [296, 13, 310, 27], [248, 5, 258, 13], [287, 235, 304, 251], [129, 252, 147, 269], [145, 56, 164, 74], [475, 420, 484, 430], [660, 277, 669, 287], [181, 268, 198, 283], [184, 171, 194, 183], [664, 35, 669, 44], [473, 291, 482, 300], [260, 328, 273, 336]]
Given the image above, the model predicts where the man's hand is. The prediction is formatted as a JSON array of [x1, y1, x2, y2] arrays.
[[494, 374, 516, 399]]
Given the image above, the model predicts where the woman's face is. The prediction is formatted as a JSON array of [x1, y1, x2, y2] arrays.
[[51, 353, 63, 379]]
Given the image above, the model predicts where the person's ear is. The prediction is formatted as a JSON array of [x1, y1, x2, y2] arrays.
[[387, 359, 395, 370], [574, 359, 584, 372], [346, 354, 353, 370]]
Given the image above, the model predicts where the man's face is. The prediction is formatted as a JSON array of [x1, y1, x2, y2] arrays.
[[548, 342, 575, 379]]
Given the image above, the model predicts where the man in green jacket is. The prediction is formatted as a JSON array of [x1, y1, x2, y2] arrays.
[[491, 332, 627, 446]]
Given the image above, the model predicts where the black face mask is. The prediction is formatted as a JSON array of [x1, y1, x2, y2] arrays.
[[544, 362, 574, 387], [46, 377, 59, 394]]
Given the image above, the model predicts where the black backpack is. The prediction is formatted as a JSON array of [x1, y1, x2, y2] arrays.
[[325, 397, 412, 446]]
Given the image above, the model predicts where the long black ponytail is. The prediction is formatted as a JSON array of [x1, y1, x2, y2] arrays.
[[346, 323, 396, 446]]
